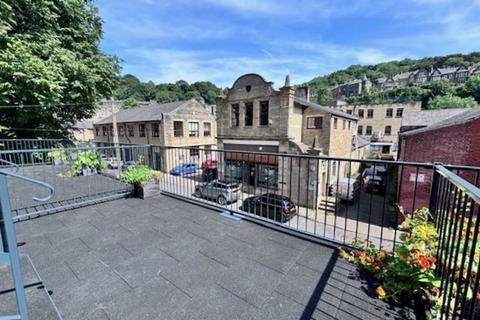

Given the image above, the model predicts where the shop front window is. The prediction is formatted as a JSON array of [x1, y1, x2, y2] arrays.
[[225, 160, 243, 181], [258, 165, 278, 188]]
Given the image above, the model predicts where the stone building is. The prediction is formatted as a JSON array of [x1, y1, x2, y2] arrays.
[[331, 75, 372, 98], [329, 101, 422, 156], [216, 73, 362, 207], [93, 99, 216, 171]]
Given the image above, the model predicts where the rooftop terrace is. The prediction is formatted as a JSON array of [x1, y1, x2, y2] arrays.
[[12, 195, 413, 320]]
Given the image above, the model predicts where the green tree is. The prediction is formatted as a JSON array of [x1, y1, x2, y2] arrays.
[[427, 95, 477, 109], [122, 97, 138, 109], [0, 0, 120, 138], [461, 76, 480, 103]]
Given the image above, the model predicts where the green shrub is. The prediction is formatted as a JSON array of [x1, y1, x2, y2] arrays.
[[120, 165, 152, 184], [71, 150, 105, 175]]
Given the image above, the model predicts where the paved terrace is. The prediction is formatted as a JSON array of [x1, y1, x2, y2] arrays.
[[13, 195, 414, 320]]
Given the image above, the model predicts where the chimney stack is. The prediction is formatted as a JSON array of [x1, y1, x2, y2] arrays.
[[297, 84, 311, 102]]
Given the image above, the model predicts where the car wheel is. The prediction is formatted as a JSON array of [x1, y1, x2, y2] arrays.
[[217, 195, 227, 205], [194, 190, 202, 198]]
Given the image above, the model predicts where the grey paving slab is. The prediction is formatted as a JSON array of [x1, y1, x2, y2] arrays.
[[12, 195, 415, 319]]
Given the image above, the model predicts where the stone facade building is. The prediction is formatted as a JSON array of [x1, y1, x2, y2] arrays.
[[216, 73, 363, 207], [329, 101, 422, 155], [93, 99, 216, 171], [331, 75, 372, 98]]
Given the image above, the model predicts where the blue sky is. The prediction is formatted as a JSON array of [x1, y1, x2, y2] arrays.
[[97, 0, 480, 88]]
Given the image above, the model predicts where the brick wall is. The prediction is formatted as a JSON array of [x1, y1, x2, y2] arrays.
[[398, 118, 480, 211]]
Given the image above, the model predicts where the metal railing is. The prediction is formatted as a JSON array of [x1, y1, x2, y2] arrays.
[[0, 170, 55, 320], [0, 145, 154, 220], [429, 164, 480, 319], [153, 146, 480, 252], [0, 139, 74, 151]]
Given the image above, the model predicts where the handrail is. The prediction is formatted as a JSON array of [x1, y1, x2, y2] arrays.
[[0, 170, 54, 202], [0, 159, 19, 173], [435, 164, 480, 203]]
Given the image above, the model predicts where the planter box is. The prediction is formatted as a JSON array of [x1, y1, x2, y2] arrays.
[[133, 181, 160, 199]]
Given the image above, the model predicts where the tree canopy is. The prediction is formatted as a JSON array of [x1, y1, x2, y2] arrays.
[[114, 74, 221, 106], [0, 0, 120, 138]]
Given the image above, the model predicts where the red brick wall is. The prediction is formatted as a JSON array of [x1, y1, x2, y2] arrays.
[[398, 119, 480, 212]]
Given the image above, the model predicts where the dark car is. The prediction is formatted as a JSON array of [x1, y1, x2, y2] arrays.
[[202, 167, 218, 181], [241, 193, 296, 223]]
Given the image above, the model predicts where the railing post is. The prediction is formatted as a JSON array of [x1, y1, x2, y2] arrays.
[[428, 163, 441, 218], [0, 174, 29, 319]]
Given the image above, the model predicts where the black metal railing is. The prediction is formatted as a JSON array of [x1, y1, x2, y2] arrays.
[[0, 144, 154, 220], [429, 164, 480, 319], [153, 146, 480, 253]]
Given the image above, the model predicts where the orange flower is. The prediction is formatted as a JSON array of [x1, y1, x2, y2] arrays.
[[428, 256, 437, 264], [376, 286, 386, 298], [432, 287, 440, 295], [418, 256, 430, 269]]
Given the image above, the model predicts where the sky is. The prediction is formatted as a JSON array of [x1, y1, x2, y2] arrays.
[[96, 0, 480, 88]]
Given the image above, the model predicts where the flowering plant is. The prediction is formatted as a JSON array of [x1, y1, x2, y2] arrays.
[[340, 208, 441, 303]]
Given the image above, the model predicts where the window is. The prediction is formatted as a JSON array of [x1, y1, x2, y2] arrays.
[[386, 108, 393, 118], [366, 126, 372, 135], [189, 121, 199, 137], [151, 123, 159, 137], [173, 121, 183, 137], [231, 104, 239, 127], [260, 101, 269, 126], [307, 117, 323, 129], [331, 161, 337, 177], [95, 127, 99, 136], [348, 121, 351, 130], [333, 118, 338, 129], [244, 102, 253, 126], [346, 110, 353, 115], [396, 108, 404, 117], [367, 109, 374, 118], [189, 148, 199, 157], [203, 122, 211, 136], [119, 125, 125, 136], [139, 124, 146, 137], [128, 125, 134, 137], [385, 125, 392, 135], [342, 120, 346, 130], [358, 109, 364, 118], [358, 125, 363, 135], [258, 165, 278, 188], [225, 160, 243, 182]]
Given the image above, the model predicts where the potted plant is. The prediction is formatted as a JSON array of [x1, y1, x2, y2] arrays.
[[71, 150, 106, 176], [120, 165, 163, 199], [48, 148, 70, 165]]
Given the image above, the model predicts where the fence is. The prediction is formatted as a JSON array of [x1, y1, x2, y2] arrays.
[[0, 145, 154, 221], [0, 139, 74, 151], [429, 164, 480, 319]]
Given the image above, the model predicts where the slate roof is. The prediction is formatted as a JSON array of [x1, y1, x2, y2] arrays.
[[402, 106, 480, 136], [294, 97, 358, 121], [401, 108, 469, 127], [95, 100, 193, 125]]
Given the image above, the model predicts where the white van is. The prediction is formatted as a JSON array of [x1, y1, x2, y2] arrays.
[[331, 178, 360, 202]]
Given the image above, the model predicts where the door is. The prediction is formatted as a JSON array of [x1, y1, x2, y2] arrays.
[[249, 164, 256, 186], [382, 145, 390, 154]]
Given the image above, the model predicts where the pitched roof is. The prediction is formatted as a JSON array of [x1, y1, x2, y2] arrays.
[[402, 107, 480, 136], [94, 100, 193, 125], [294, 97, 358, 120], [401, 108, 469, 127]]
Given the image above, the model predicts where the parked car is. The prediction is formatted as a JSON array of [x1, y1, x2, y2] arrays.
[[170, 163, 198, 175], [193, 180, 240, 205], [201, 159, 218, 169], [331, 178, 360, 203], [363, 175, 386, 194], [241, 193, 296, 223], [122, 160, 137, 169], [202, 167, 218, 181]]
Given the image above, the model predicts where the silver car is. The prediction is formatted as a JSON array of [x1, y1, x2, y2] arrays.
[[194, 180, 241, 205]]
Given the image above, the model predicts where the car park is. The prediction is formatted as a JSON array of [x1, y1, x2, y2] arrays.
[[170, 163, 198, 175], [241, 193, 296, 223], [193, 180, 240, 205]]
